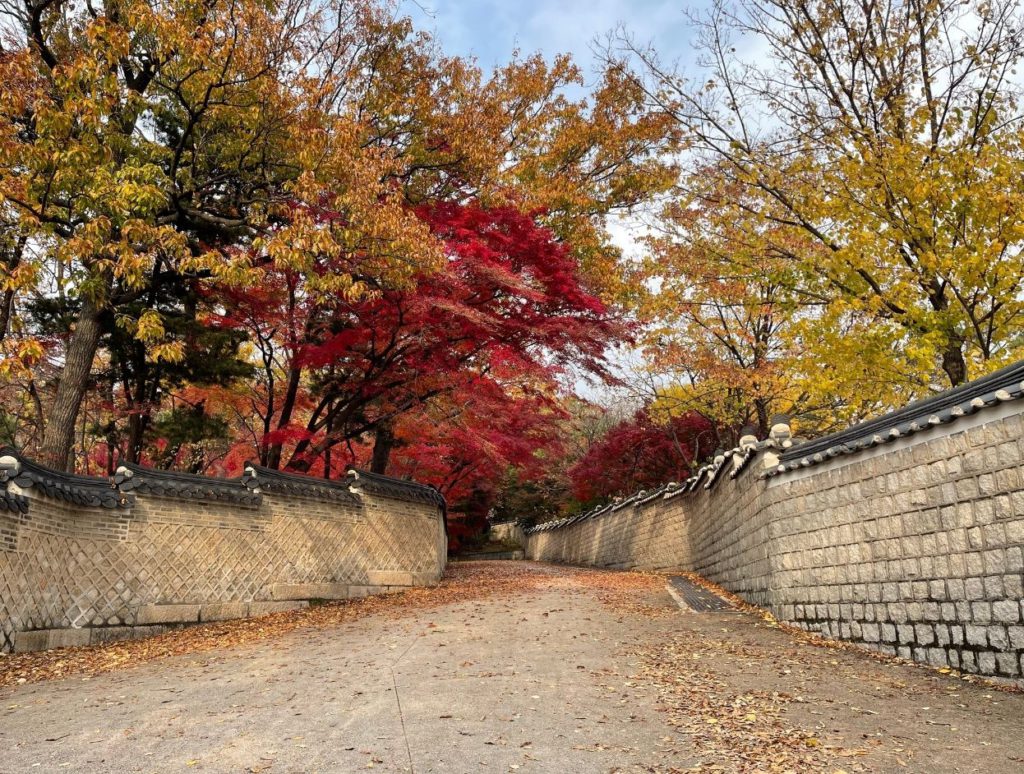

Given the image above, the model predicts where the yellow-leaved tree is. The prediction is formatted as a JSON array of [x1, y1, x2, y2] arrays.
[[610, 0, 1024, 423], [0, 0, 450, 469]]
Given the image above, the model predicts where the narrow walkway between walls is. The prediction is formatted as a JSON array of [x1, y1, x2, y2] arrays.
[[2, 561, 1023, 772]]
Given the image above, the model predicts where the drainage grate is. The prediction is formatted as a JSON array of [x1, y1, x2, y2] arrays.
[[668, 576, 734, 612]]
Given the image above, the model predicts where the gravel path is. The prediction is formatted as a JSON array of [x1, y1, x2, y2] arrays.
[[2, 562, 1022, 773]]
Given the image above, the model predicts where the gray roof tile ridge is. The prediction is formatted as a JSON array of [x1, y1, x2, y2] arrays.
[[114, 461, 261, 507], [0, 447, 129, 509], [0, 488, 28, 514], [242, 463, 360, 504], [346, 467, 447, 509], [770, 359, 1024, 477]]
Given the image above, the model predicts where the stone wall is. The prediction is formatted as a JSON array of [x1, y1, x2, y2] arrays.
[[526, 363, 1024, 683], [0, 454, 446, 652], [488, 520, 526, 547]]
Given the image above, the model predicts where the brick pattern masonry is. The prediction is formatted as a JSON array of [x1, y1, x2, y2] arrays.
[[525, 365, 1024, 686], [0, 457, 446, 653]]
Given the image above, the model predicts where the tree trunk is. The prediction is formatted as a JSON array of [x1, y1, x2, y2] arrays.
[[370, 419, 395, 474], [38, 296, 105, 471], [104, 376, 118, 475], [940, 336, 967, 387], [0, 237, 25, 343], [0, 289, 14, 343], [126, 412, 149, 464], [754, 397, 770, 438], [125, 338, 157, 464], [265, 364, 303, 470]]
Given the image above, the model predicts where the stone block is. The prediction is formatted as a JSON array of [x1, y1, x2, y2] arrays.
[[983, 573, 1004, 597], [965, 625, 988, 646], [15, 627, 102, 652], [14, 630, 49, 653], [955, 479, 979, 502], [915, 624, 935, 645], [964, 577, 984, 600], [1008, 547, 1024, 573], [979, 474, 997, 496], [988, 626, 1009, 651], [136, 604, 201, 625], [992, 600, 1020, 623], [971, 601, 992, 624], [1008, 626, 1024, 649], [967, 528, 984, 550], [1005, 573, 1024, 598], [365, 570, 415, 586], [996, 653, 1019, 676], [47, 628, 92, 649], [348, 585, 390, 598], [978, 651, 996, 675], [1008, 518, 1024, 543], [200, 602, 249, 622], [269, 582, 350, 601], [88, 626, 163, 645], [888, 603, 908, 623], [248, 601, 309, 616], [975, 499, 996, 525], [948, 553, 967, 576], [89, 626, 132, 645]]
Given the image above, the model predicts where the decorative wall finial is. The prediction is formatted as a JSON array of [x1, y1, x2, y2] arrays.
[[0, 454, 21, 482], [738, 425, 759, 451], [769, 414, 793, 448]]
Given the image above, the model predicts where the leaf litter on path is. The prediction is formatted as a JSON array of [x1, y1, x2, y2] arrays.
[[0, 562, 659, 690]]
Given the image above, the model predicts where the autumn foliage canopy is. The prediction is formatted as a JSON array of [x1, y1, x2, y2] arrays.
[[0, 0, 677, 540], [3, 0, 1024, 541]]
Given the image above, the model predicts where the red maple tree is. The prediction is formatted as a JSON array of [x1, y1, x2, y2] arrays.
[[567, 409, 716, 504], [204, 201, 622, 486]]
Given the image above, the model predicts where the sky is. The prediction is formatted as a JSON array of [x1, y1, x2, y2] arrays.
[[398, 0, 705, 77]]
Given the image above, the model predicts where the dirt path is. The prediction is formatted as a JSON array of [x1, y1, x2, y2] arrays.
[[1, 562, 1022, 773]]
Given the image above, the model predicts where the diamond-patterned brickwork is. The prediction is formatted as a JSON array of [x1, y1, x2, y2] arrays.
[[0, 489, 445, 652]]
